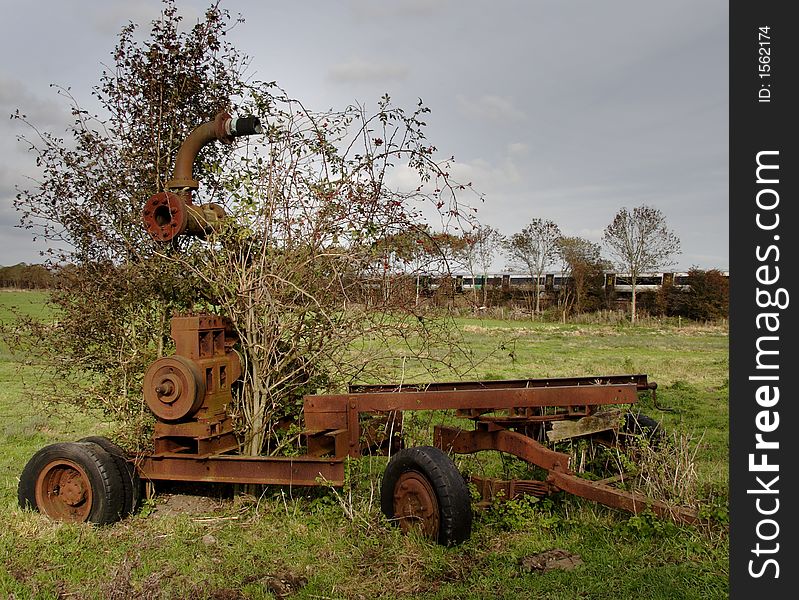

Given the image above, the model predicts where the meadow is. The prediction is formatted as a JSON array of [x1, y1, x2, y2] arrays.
[[0, 290, 728, 599]]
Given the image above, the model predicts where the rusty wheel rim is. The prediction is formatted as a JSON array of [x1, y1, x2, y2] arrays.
[[393, 471, 440, 540], [34, 459, 93, 522]]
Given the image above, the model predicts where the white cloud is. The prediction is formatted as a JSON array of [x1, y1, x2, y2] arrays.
[[0, 78, 71, 132], [456, 94, 527, 122], [575, 228, 605, 242]]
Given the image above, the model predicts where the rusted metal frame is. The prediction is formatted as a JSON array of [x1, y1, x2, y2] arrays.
[[304, 385, 637, 460], [346, 398, 360, 458], [349, 374, 653, 394], [305, 384, 639, 415], [434, 425, 699, 524], [547, 470, 699, 524], [153, 431, 238, 456], [474, 414, 570, 424], [470, 475, 552, 506], [137, 454, 345, 486], [434, 425, 571, 472]]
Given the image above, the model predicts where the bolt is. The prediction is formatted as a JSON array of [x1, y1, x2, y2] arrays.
[[155, 381, 175, 396]]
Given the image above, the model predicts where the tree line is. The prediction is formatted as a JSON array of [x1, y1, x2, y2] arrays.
[[3, 204, 728, 324], [0, 263, 57, 289], [373, 206, 726, 322]]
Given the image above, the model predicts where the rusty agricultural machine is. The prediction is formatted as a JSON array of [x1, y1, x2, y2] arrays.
[[18, 112, 698, 545]]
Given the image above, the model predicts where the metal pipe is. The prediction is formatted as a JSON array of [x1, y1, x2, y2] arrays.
[[167, 111, 263, 192], [143, 111, 262, 242]]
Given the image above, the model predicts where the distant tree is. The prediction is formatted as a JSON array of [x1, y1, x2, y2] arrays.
[[603, 206, 681, 323], [371, 225, 432, 305], [556, 236, 606, 315], [373, 227, 468, 306], [462, 224, 503, 306], [422, 232, 469, 305], [680, 268, 729, 320], [0, 263, 55, 289], [504, 219, 561, 315]]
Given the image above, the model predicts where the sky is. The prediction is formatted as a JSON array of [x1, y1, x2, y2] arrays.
[[0, 0, 728, 271]]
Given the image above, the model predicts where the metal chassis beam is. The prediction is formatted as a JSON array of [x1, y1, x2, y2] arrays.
[[138, 454, 345, 486], [349, 374, 654, 394], [304, 383, 639, 459], [434, 424, 699, 524], [307, 383, 639, 413]]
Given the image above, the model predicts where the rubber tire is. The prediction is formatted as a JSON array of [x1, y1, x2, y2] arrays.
[[623, 412, 664, 444], [381, 446, 472, 546], [79, 436, 142, 517], [18, 441, 125, 525]]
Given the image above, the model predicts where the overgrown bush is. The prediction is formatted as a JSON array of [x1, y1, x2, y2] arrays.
[[9, 1, 478, 455]]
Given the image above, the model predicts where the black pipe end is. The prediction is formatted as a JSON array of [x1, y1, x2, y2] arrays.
[[231, 116, 262, 137]]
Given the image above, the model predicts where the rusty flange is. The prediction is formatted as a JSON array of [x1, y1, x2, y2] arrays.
[[143, 192, 228, 242], [142, 191, 189, 242], [144, 355, 205, 421]]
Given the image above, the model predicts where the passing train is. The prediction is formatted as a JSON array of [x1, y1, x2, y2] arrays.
[[431, 271, 728, 296]]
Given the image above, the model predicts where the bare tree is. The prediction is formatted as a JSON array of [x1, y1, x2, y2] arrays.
[[504, 219, 561, 315], [463, 224, 503, 307], [603, 205, 681, 323], [556, 236, 606, 315]]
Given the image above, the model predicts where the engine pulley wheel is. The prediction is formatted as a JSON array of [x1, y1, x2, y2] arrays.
[[144, 355, 205, 421]]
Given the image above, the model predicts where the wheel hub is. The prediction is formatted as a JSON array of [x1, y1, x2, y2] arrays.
[[35, 460, 93, 522], [393, 471, 440, 539], [57, 471, 87, 506]]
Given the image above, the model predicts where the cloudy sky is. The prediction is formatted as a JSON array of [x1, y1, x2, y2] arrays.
[[0, 0, 728, 271]]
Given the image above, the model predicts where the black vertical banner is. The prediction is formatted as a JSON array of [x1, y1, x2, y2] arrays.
[[730, 2, 798, 598]]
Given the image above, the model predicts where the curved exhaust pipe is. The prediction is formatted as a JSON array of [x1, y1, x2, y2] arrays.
[[143, 111, 262, 242]]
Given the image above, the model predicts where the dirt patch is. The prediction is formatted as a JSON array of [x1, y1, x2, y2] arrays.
[[519, 549, 584, 573], [150, 493, 229, 518], [97, 556, 307, 600], [257, 569, 309, 599], [184, 587, 246, 600], [97, 556, 153, 600]]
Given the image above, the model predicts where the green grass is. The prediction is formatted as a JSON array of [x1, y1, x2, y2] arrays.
[[0, 289, 53, 323], [0, 291, 729, 599]]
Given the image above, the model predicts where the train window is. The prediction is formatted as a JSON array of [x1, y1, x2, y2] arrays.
[[673, 275, 690, 286], [637, 276, 662, 286]]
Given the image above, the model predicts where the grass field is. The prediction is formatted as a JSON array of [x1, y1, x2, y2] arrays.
[[0, 290, 729, 599]]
